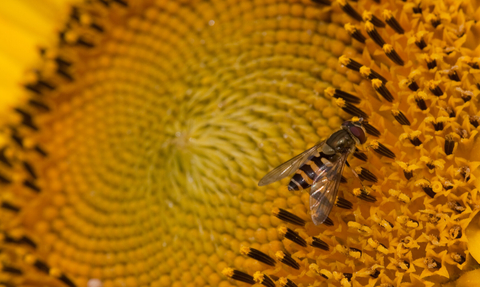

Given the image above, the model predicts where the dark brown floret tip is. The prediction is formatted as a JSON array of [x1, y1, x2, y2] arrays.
[[224, 269, 255, 285], [363, 11, 385, 28], [383, 10, 405, 34], [272, 208, 306, 226], [324, 217, 334, 226], [353, 151, 368, 161], [365, 21, 386, 47], [444, 135, 455, 155], [422, 185, 436, 198], [310, 236, 329, 251], [450, 225, 462, 239], [383, 44, 405, 66], [325, 87, 361, 104], [1, 201, 20, 212], [276, 251, 300, 270], [372, 142, 396, 158], [279, 278, 298, 287], [372, 79, 394, 102], [339, 102, 369, 119], [358, 167, 378, 183], [255, 273, 276, 287], [337, 0, 363, 22], [241, 247, 276, 267], [335, 197, 353, 209], [360, 66, 388, 84], [311, 0, 331, 5], [392, 110, 411, 126], [283, 228, 307, 247], [344, 23, 366, 43]]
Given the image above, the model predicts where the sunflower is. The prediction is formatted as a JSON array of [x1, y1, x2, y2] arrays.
[[0, 0, 479, 286]]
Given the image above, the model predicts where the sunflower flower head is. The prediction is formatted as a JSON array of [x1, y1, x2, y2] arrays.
[[0, 0, 480, 286]]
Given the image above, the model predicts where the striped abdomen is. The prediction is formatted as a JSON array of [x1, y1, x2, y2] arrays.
[[288, 152, 338, 191]]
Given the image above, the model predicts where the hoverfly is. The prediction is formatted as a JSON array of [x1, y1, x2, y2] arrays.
[[258, 118, 367, 225]]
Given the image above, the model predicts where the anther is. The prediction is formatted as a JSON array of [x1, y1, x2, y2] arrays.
[[311, 0, 332, 5], [357, 167, 378, 182], [0, 147, 13, 167], [354, 188, 377, 202], [309, 237, 329, 251], [451, 252, 466, 264], [253, 272, 276, 287], [428, 81, 443, 96], [425, 57, 437, 70], [1, 201, 20, 212], [383, 44, 404, 66], [275, 251, 300, 270], [279, 227, 307, 247], [449, 70, 461, 82], [337, 0, 363, 22], [425, 257, 441, 271], [371, 141, 396, 158], [240, 247, 276, 266], [28, 99, 50, 112], [362, 11, 385, 27], [0, 173, 12, 184], [383, 10, 404, 34], [339, 56, 363, 71], [444, 135, 455, 155], [278, 278, 298, 287], [365, 21, 386, 47], [2, 265, 23, 275], [416, 180, 436, 198], [353, 151, 368, 161], [414, 92, 428, 111], [364, 121, 381, 137], [22, 161, 37, 179], [336, 99, 368, 119], [324, 217, 334, 226], [272, 208, 305, 226], [469, 116, 480, 128], [222, 268, 255, 285], [450, 225, 462, 239], [325, 87, 361, 104], [344, 23, 366, 43], [360, 66, 387, 83], [448, 201, 465, 214], [372, 79, 394, 102], [335, 197, 353, 209], [392, 110, 411, 126], [23, 180, 41, 193], [35, 145, 48, 157]]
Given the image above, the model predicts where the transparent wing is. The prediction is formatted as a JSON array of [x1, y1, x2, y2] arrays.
[[258, 141, 325, 186], [309, 151, 350, 225]]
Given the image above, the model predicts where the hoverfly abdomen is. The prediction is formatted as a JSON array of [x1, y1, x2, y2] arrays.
[[288, 153, 338, 191]]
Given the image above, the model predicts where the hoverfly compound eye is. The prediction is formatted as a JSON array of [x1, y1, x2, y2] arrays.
[[350, 126, 366, 144]]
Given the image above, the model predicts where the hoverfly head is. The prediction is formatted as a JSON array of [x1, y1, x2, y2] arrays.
[[342, 118, 367, 144]]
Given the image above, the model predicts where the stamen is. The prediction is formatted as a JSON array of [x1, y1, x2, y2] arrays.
[[428, 81, 443, 96], [469, 116, 480, 128], [354, 188, 377, 202], [368, 238, 389, 254], [335, 98, 368, 119], [325, 87, 361, 104], [341, 175, 347, 183], [253, 272, 276, 287], [414, 91, 428, 110], [448, 201, 465, 214], [336, 0, 363, 22], [425, 56, 437, 70], [450, 225, 462, 239], [383, 44, 404, 66], [339, 56, 362, 71], [444, 135, 455, 155], [0, 173, 12, 184], [335, 197, 353, 209], [275, 251, 300, 270], [425, 257, 441, 271], [392, 110, 411, 125], [311, 0, 332, 5], [359, 66, 387, 83], [388, 189, 411, 203], [22, 161, 37, 179], [279, 227, 307, 247], [364, 121, 381, 137], [23, 180, 41, 193], [222, 268, 255, 285], [357, 167, 378, 182], [324, 217, 334, 226], [362, 11, 385, 27], [344, 23, 366, 43], [416, 180, 436, 198], [365, 21, 386, 47], [451, 253, 466, 264], [272, 208, 306, 226], [383, 10, 404, 34], [278, 277, 298, 287], [1, 201, 20, 212], [371, 141, 396, 158], [240, 247, 276, 266], [372, 79, 394, 102], [353, 151, 368, 161], [308, 236, 329, 251], [448, 70, 461, 82]]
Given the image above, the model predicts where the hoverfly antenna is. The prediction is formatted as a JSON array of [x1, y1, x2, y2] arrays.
[[357, 117, 364, 124]]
